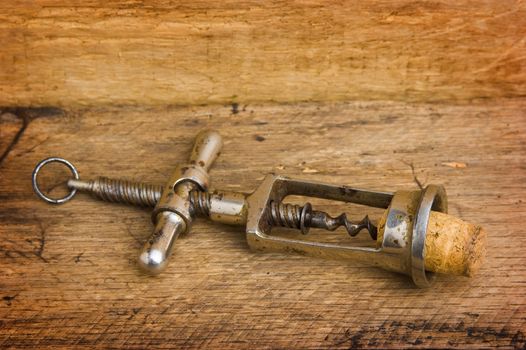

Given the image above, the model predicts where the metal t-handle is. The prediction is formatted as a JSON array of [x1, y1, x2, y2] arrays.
[[138, 130, 223, 274]]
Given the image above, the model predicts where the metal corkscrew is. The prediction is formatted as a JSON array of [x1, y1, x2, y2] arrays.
[[33, 129, 455, 287], [48, 176, 377, 239]]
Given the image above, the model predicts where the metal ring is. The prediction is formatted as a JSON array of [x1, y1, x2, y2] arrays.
[[411, 184, 448, 288], [32, 157, 79, 204]]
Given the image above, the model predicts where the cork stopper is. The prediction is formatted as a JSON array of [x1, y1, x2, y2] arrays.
[[377, 210, 486, 277]]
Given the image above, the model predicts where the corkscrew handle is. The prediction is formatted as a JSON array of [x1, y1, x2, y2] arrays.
[[138, 130, 223, 274], [189, 130, 223, 172]]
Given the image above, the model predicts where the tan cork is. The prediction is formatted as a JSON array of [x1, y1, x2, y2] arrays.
[[377, 210, 486, 277]]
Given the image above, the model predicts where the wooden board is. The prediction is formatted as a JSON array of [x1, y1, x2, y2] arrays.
[[1, 1, 525, 107], [1, 99, 525, 348]]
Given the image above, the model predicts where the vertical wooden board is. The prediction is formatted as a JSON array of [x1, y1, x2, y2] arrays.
[[0, 1, 525, 107]]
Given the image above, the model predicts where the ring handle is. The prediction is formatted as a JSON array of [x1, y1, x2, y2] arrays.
[[32, 157, 79, 204]]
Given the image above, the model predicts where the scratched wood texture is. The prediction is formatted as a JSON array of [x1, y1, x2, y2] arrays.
[[0, 99, 525, 348], [1, 0, 525, 107]]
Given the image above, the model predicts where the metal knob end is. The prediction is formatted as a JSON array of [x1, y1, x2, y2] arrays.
[[138, 212, 187, 274]]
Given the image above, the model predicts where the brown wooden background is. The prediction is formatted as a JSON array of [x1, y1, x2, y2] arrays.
[[1, 1, 525, 349]]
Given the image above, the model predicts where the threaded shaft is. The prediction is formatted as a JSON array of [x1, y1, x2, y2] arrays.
[[189, 190, 211, 216], [269, 201, 312, 234], [86, 177, 162, 207], [69, 176, 212, 215]]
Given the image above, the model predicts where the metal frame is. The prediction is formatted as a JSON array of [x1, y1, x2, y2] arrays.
[[411, 185, 447, 287]]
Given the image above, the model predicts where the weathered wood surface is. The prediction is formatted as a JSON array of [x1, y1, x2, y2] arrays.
[[0, 99, 525, 348], [1, 1, 525, 107]]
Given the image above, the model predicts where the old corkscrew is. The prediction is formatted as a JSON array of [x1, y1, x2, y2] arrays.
[[32, 130, 486, 287]]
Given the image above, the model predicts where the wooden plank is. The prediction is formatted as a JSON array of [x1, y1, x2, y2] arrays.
[[0, 99, 525, 348], [0, 1, 525, 107]]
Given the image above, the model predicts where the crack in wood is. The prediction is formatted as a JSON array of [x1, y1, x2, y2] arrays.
[[402, 160, 427, 190], [36, 222, 48, 263], [0, 107, 64, 168], [0, 114, 29, 168]]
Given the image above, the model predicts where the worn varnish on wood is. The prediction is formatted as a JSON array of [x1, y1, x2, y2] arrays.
[[1, 100, 525, 348]]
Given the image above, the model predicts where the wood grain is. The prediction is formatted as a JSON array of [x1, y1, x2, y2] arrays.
[[1, 1, 525, 107], [1, 99, 525, 348]]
